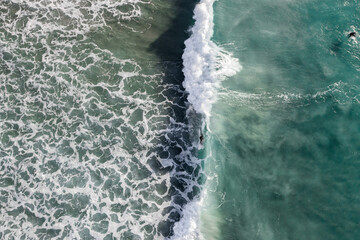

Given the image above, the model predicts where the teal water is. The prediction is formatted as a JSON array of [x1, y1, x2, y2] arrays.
[[2, 0, 360, 239], [200, 0, 360, 239]]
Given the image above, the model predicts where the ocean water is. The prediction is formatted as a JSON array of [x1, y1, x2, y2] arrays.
[[0, 0, 201, 239], [194, 0, 360, 240], [1, 0, 360, 239]]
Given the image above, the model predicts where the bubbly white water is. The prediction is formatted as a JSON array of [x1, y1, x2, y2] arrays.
[[182, 0, 242, 117], [171, 201, 201, 240]]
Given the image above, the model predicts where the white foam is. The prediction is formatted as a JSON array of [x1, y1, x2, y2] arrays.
[[171, 201, 201, 240], [172, 1, 241, 239], [182, 0, 242, 117]]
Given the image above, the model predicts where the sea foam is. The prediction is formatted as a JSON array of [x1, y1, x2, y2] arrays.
[[172, 0, 241, 239], [182, 0, 242, 117], [0, 1, 189, 239], [171, 201, 201, 240]]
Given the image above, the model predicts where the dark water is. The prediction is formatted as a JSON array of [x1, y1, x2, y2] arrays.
[[0, 0, 201, 239]]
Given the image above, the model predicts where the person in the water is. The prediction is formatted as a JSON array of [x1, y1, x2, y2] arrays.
[[348, 32, 356, 38], [200, 133, 204, 145]]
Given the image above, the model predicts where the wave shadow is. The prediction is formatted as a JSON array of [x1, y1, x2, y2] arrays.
[[148, 0, 202, 238]]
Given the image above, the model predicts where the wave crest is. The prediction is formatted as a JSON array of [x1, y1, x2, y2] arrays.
[[182, 0, 242, 117]]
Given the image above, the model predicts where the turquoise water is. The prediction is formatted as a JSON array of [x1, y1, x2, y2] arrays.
[[200, 0, 360, 239]]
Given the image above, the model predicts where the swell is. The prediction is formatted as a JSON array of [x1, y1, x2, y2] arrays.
[[171, 0, 241, 239]]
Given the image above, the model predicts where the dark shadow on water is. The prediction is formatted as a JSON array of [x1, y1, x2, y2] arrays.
[[148, 0, 201, 238], [149, 0, 198, 64], [330, 39, 343, 53]]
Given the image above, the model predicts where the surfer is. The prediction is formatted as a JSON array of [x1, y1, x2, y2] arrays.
[[200, 133, 204, 145], [348, 32, 356, 38]]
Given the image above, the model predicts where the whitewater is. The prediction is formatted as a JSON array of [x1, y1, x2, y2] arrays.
[[182, 0, 241, 117], [172, 0, 241, 239]]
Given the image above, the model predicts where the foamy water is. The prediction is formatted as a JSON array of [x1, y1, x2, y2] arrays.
[[182, 0, 241, 117], [0, 0, 201, 239], [172, 0, 241, 239], [3, 0, 360, 239]]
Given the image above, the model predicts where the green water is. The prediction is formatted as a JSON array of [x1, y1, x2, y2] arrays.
[[202, 0, 360, 239], [0, 1, 201, 239]]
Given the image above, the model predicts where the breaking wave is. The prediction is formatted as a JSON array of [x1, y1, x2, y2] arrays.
[[172, 0, 241, 239], [182, 0, 241, 117]]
